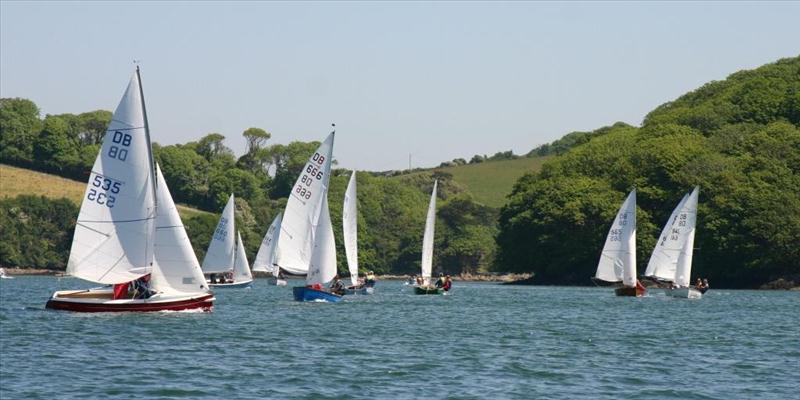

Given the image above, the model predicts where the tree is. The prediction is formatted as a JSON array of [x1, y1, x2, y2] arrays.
[[196, 133, 233, 162], [0, 98, 42, 166]]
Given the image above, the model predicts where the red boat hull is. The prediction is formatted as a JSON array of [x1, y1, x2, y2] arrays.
[[46, 293, 214, 313], [614, 286, 646, 297]]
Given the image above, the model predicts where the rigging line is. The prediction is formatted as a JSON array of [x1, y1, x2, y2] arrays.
[[96, 252, 128, 282], [106, 124, 144, 131], [155, 225, 184, 230], [76, 222, 111, 237]]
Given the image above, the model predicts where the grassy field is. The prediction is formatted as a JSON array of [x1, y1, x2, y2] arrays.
[[0, 164, 212, 219], [427, 156, 551, 208]]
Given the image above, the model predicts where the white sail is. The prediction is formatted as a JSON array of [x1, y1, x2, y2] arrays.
[[252, 213, 282, 276], [420, 180, 438, 285], [233, 231, 253, 282], [150, 164, 209, 294], [275, 132, 335, 275], [595, 189, 637, 287], [645, 192, 691, 281], [66, 71, 157, 284], [343, 170, 359, 286], [674, 187, 699, 287], [306, 194, 337, 286], [201, 194, 236, 274]]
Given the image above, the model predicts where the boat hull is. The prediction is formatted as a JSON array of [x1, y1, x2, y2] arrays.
[[292, 286, 342, 302], [208, 279, 252, 289], [665, 287, 703, 299], [343, 287, 374, 295], [614, 286, 646, 297], [267, 278, 287, 286], [414, 286, 444, 295], [46, 289, 215, 312]]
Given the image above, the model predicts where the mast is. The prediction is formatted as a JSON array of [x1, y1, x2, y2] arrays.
[[136, 65, 158, 217]]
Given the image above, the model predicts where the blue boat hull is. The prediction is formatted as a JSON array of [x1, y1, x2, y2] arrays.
[[293, 287, 343, 302]]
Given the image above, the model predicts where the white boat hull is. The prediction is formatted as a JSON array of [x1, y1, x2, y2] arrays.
[[208, 279, 253, 289], [268, 278, 287, 286], [665, 287, 703, 299]]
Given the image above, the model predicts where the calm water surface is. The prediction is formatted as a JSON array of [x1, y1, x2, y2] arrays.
[[1, 277, 798, 399]]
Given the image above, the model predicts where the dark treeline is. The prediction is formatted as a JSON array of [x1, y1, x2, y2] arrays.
[[496, 56, 800, 288]]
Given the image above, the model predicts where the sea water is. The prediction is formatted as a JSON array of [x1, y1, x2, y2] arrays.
[[1, 277, 798, 399]]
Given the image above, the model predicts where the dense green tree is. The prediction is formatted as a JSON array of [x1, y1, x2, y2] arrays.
[[0, 98, 42, 166]]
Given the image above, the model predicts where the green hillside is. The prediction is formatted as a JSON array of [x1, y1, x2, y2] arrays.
[[0, 163, 211, 220]]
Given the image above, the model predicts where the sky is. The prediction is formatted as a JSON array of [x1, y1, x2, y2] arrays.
[[2, 1, 799, 171]]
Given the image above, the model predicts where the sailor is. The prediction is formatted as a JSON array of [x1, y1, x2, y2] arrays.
[[329, 275, 345, 295], [365, 270, 376, 287], [443, 275, 452, 292], [435, 273, 445, 288]]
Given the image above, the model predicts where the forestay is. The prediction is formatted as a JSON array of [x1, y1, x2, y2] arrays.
[[201, 194, 236, 274], [150, 164, 209, 294], [645, 192, 690, 281], [252, 213, 283, 276], [233, 231, 252, 281], [674, 187, 699, 287], [307, 194, 337, 286], [420, 180, 438, 285], [66, 71, 157, 284], [343, 170, 359, 286], [595, 189, 637, 287], [275, 132, 335, 275]]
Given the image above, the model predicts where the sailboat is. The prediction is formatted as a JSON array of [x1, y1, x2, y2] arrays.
[[46, 69, 214, 312], [0, 268, 13, 279], [252, 213, 287, 286], [341, 171, 372, 295], [415, 180, 443, 295], [202, 194, 253, 288], [593, 189, 645, 296], [645, 187, 702, 299], [280, 132, 341, 302]]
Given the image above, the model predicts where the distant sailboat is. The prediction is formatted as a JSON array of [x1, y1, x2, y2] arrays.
[[202, 194, 253, 288], [0, 268, 13, 279], [415, 180, 443, 295], [284, 132, 342, 302], [342, 170, 373, 295], [645, 187, 703, 299], [46, 69, 214, 312], [252, 213, 287, 286], [593, 189, 645, 296]]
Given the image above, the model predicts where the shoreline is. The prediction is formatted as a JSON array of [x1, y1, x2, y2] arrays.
[[6, 268, 797, 290]]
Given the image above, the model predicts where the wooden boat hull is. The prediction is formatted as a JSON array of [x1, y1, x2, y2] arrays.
[[208, 279, 252, 289], [46, 289, 215, 312], [414, 286, 444, 295], [614, 286, 646, 297], [665, 287, 703, 299], [292, 286, 342, 302]]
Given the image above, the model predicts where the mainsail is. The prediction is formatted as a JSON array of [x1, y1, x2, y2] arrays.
[[201, 194, 236, 274], [233, 231, 252, 282], [150, 163, 209, 294], [306, 194, 337, 286], [420, 180, 438, 285], [343, 170, 359, 286], [595, 190, 637, 287], [252, 213, 283, 276], [274, 132, 335, 275], [66, 70, 157, 284], [645, 191, 691, 281], [674, 187, 699, 287]]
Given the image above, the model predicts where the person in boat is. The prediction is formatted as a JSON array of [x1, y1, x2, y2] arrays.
[[329, 275, 345, 295], [365, 270, 376, 288], [209, 274, 217, 284], [416, 275, 424, 286], [443, 275, 452, 292], [132, 274, 154, 299], [695, 278, 703, 288], [435, 273, 445, 289]]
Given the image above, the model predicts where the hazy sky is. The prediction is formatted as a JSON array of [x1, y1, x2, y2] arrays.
[[2, 1, 798, 171]]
